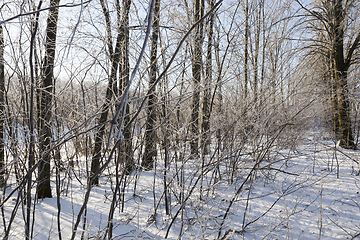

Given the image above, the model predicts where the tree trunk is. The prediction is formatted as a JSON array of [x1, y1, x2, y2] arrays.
[[37, 0, 61, 199], [244, 0, 249, 101], [190, 0, 204, 157], [27, 3, 42, 237], [336, 70, 354, 148], [201, 0, 214, 156], [90, 0, 131, 185], [330, 54, 339, 136], [119, 0, 133, 174], [0, 25, 5, 187], [253, 1, 261, 104], [142, 0, 160, 170], [332, 0, 355, 149]]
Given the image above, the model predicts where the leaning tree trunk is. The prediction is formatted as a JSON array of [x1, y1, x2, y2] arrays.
[[142, 0, 160, 170], [37, 0, 61, 199]]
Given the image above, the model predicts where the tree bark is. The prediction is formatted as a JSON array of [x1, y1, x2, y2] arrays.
[[142, 0, 160, 170], [190, 0, 204, 157], [201, 0, 214, 156], [332, 0, 355, 149], [119, 0, 133, 175], [90, 0, 132, 185], [253, 1, 261, 104], [37, 0, 61, 199], [330, 53, 339, 136], [244, 0, 249, 101], [0, 24, 5, 187]]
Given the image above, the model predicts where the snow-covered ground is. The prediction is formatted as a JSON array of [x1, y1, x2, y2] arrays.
[[1, 132, 360, 239]]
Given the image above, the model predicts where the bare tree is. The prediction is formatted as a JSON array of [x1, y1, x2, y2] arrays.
[[298, 0, 360, 148]]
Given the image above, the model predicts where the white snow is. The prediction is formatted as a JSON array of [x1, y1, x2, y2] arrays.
[[1, 132, 360, 239]]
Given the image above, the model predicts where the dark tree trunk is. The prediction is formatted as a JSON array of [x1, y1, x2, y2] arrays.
[[27, 3, 42, 237], [37, 0, 61, 199], [332, 0, 355, 149]]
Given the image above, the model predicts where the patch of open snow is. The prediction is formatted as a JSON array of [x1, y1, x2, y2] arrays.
[[1, 134, 360, 239]]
